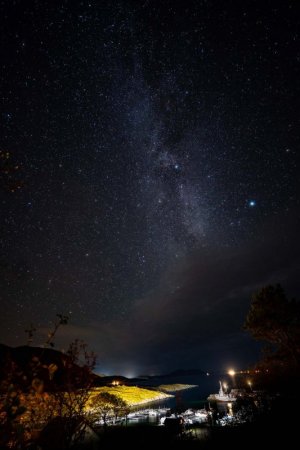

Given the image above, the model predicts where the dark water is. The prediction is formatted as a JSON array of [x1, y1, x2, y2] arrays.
[[141, 373, 220, 409], [127, 373, 227, 426]]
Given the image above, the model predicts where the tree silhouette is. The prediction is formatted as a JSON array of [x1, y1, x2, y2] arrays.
[[0, 316, 97, 449], [88, 392, 128, 426], [244, 284, 300, 367]]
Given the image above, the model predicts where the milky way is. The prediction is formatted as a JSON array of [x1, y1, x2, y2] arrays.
[[0, 1, 299, 373]]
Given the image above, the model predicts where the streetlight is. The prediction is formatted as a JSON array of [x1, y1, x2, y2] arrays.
[[247, 380, 253, 391], [228, 369, 236, 387]]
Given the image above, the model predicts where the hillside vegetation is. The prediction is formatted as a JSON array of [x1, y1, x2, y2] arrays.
[[89, 385, 172, 406]]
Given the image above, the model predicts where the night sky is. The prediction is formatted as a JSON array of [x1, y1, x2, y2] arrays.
[[0, 0, 299, 376]]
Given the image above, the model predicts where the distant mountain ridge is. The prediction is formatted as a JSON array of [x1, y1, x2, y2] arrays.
[[0, 343, 70, 371], [0, 344, 208, 388], [136, 368, 207, 380], [0, 343, 99, 389]]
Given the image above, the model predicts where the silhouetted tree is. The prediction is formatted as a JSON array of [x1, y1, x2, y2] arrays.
[[45, 339, 96, 449], [0, 316, 97, 449], [0, 314, 68, 448], [88, 392, 128, 426], [244, 285, 300, 367]]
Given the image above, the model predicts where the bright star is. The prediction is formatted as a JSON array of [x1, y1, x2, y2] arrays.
[[249, 200, 256, 207]]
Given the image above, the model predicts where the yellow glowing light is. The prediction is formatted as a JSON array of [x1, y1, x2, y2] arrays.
[[228, 369, 236, 376]]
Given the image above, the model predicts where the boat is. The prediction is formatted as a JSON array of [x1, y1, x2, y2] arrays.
[[127, 411, 148, 419], [181, 408, 209, 424], [194, 409, 209, 421], [208, 381, 237, 402]]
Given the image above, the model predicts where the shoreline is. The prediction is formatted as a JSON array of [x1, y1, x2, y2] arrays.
[[126, 391, 173, 406], [156, 383, 198, 393]]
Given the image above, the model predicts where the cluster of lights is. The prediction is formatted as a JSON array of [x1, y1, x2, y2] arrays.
[[226, 368, 255, 390]]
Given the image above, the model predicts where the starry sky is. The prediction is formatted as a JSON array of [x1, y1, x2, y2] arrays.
[[0, 0, 299, 376]]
